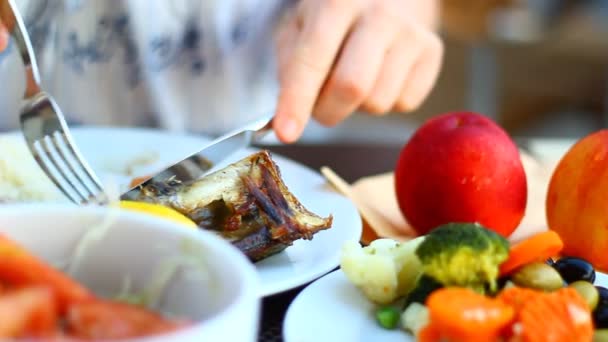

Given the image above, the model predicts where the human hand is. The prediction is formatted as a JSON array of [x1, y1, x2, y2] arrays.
[[273, 0, 443, 143], [0, 1, 14, 52], [0, 21, 8, 53]]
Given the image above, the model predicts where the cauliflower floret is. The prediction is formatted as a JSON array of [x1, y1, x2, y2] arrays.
[[340, 237, 425, 304], [401, 302, 429, 336]]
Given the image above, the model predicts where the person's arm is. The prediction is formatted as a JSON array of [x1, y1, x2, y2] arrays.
[[273, 0, 444, 143]]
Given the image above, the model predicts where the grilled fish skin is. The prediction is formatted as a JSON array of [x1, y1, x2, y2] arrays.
[[128, 150, 333, 261]]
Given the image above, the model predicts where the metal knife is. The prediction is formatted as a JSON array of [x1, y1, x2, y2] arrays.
[[120, 116, 273, 200]]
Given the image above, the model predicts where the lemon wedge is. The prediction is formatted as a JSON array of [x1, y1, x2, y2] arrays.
[[116, 200, 197, 228]]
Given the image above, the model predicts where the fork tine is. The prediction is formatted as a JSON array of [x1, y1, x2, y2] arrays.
[[59, 131, 105, 190], [32, 139, 85, 204], [56, 128, 108, 204], [51, 132, 106, 203], [39, 137, 91, 204]]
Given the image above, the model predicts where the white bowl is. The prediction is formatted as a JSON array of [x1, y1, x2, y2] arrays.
[[0, 204, 261, 342]]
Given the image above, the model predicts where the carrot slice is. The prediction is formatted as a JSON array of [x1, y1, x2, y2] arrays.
[[0, 286, 58, 338], [66, 299, 188, 340], [498, 287, 540, 312], [499, 231, 564, 276], [0, 234, 94, 312], [417, 324, 442, 342], [426, 287, 515, 342], [516, 287, 593, 342], [497, 287, 545, 340]]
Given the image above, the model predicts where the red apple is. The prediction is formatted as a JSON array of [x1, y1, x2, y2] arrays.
[[546, 130, 608, 272], [394, 112, 527, 237]]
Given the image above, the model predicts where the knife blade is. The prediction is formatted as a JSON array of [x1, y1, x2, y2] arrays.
[[120, 116, 273, 200]]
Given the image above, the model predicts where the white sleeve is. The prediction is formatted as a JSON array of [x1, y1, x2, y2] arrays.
[[0, 0, 289, 136]]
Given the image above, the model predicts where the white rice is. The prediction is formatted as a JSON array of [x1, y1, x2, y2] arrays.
[[0, 135, 68, 203]]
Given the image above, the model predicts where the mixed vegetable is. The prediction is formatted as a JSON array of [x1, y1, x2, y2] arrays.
[[415, 223, 509, 293], [341, 236, 425, 304], [0, 234, 189, 340], [341, 223, 608, 342]]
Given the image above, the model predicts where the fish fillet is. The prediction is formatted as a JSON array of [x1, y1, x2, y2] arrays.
[[128, 151, 333, 261]]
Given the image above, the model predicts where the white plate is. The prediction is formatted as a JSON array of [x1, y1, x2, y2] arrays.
[[284, 269, 608, 342], [7, 127, 362, 297]]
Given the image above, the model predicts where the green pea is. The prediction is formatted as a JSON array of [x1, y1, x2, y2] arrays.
[[376, 306, 400, 330], [570, 281, 599, 311]]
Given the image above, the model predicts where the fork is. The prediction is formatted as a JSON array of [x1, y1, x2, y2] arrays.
[[1, 0, 108, 205]]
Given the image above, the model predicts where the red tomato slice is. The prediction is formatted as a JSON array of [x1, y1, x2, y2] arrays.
[[0, 234, 94, 312], [66, 300, 189, 340], [0, 286, 58, 338]]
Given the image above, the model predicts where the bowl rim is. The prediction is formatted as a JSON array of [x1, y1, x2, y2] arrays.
[[0, 203, 261, 341]]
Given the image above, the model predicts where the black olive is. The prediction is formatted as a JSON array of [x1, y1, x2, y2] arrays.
[[497, 276, 511, 290], [594, 305, 608, 329], [553, 257, 596, 284], [545, 257, 555, 266], [597, 286, 608, 307]]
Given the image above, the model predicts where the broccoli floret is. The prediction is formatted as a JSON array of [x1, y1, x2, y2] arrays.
[[403, 275, 443, 308], [415, 222, 509, 293]]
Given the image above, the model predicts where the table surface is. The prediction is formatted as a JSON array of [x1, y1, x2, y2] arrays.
[[255, 144, 404, 342]]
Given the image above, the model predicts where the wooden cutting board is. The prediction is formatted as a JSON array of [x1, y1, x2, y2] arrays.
[[323, 150, 560, 244]]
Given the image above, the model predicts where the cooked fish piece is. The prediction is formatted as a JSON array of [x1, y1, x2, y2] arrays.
[[128, 150, 333, 261]]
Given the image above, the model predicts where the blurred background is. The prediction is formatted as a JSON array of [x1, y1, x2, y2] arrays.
[[295, 0, 608, 146], [2, 0, 607, 151]]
